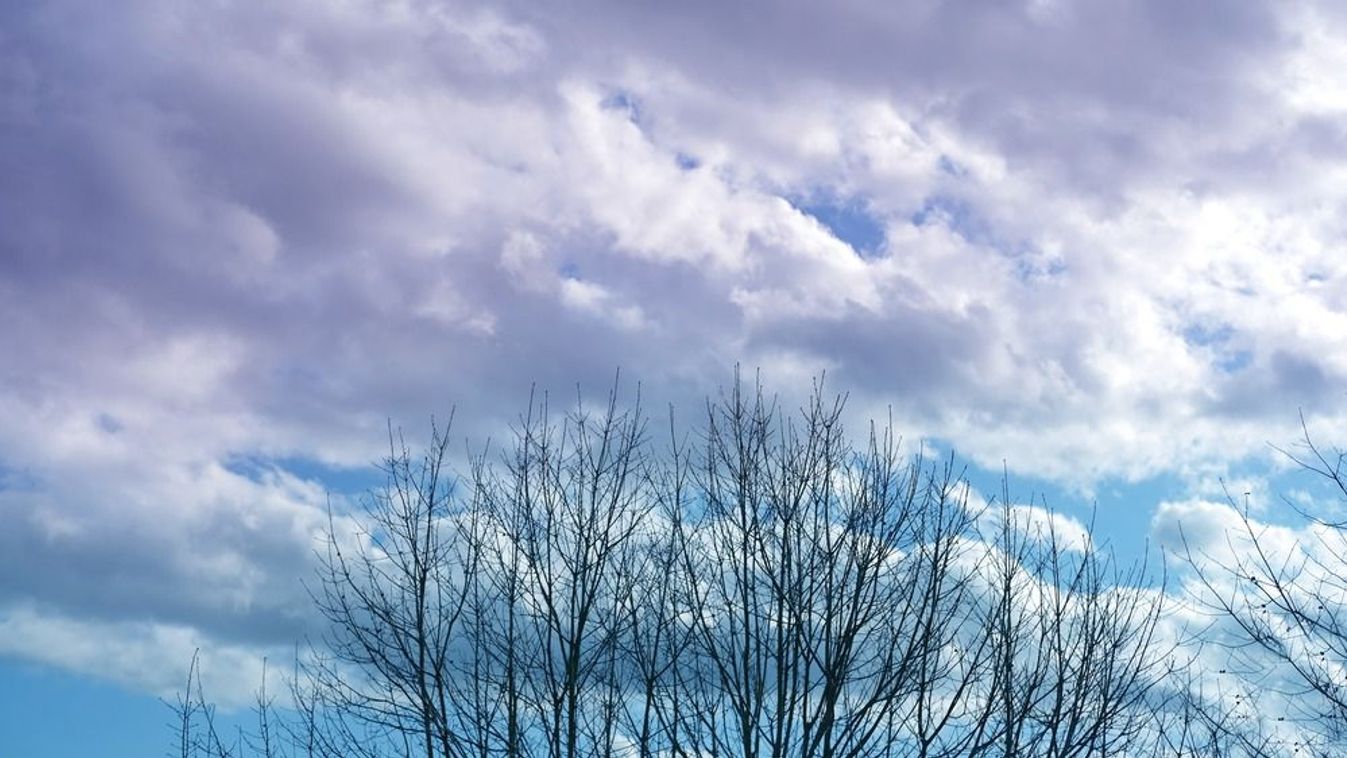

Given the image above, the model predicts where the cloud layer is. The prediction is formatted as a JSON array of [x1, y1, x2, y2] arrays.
[[4, 0, 1347, 699]]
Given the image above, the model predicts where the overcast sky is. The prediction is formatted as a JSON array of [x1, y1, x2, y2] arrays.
[[5, 0, 1347, 752]]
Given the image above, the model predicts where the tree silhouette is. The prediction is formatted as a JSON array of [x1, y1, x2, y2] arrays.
[[1179, 421, 1347, 756], [170, 375, 1180, 757]]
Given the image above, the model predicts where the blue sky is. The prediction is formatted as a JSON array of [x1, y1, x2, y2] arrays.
[[5, 0, 1347, 753]]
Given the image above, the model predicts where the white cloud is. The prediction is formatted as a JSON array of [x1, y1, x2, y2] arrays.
[[0, 604, 280, 709]]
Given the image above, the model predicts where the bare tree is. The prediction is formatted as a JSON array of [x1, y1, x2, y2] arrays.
[[475, 383, 652, 758], [968, 498, 1169, 757], [656, 376, 998, 758], [167, 650, 238, 758], [609, 408, 698, 757], [1151, 663, 1282, 757], [1178, 422, 1347, 756], [305, 417, 482, 758], [168, 375, 1190, 757]]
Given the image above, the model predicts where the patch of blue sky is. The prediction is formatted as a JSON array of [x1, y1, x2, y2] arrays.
[[955, 453, 1340, 588], [95, 412, 124, 434], [794, 193, 886, 258], [976, 447, 1346, 582], [1215, 349, 1253, 373], [912, 195, 1064, 282], [1004, 254, 1067, 284], [936, 154, 968, 178], [224, 454, 382, 496], [1079, 475, 1189, 582], [911, 195, 984, 239], [1181, 322, 1252, 374], [600, 89, 643, 125], [954, 455, 1180, 580], [0, 657, 254, 758], [674, 151, 700, 171], [0, 462, 38, 492], [1182, 322, 1233, 348]]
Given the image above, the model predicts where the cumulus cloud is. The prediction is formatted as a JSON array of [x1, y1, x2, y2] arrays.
[[0, 604, 284, 708], [4, 0, 1347, 696]]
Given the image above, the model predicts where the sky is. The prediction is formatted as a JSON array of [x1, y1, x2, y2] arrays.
[[5, 0, 1347, 753]]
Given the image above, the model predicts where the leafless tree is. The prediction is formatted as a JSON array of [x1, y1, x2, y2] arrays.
[[168, 375, 1189, 757], [1178, 421, 1347, 756], [967, 498, 1169, 757], [167, 649, 238, 758], [471, 383, 653, 758], [606, 408, 698, 757], [651, 376, 993, 757], [304, 417, 482, 758], [1151, 663, 1282, 757]]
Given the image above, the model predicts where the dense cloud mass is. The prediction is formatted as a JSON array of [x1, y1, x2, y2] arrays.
[[4, 0, 1347, 703]]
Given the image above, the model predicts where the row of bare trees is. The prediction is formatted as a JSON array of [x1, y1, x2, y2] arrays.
[[171, 379, 1345, 756]]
